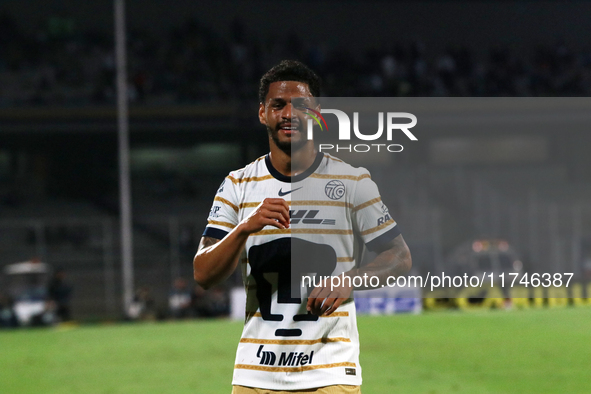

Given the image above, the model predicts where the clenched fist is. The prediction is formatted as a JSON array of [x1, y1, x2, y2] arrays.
[[237, 198, 290, 235]]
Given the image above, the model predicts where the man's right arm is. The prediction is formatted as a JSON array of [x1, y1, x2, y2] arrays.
[[193, 198, 290, 289]]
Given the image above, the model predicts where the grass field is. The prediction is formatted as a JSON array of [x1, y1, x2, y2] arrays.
[[1, 307, 590, 393]]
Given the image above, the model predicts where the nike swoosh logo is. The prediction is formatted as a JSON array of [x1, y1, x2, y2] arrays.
[[278, 187, 303, 196]]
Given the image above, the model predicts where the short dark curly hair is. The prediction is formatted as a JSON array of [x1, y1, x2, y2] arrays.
[[258, 60, 321, 103]]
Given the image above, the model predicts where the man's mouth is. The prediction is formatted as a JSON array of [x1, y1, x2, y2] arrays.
[[279, 124, 300, 134]]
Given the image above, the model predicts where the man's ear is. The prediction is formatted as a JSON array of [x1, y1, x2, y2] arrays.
[[310, 97, 320, 112], [312, 98, 321, 112], [258, 102, 266, 125]]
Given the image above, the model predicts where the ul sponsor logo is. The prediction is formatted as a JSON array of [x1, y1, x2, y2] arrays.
[[325, 180, 345, 200], [290, 210, 336, 225]]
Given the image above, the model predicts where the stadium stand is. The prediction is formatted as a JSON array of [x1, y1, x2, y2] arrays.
[[1, 14, 591, 107], [2, 9, 591, 321]]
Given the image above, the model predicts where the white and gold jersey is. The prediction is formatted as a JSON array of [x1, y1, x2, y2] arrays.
[[203, 152, 400, 390]]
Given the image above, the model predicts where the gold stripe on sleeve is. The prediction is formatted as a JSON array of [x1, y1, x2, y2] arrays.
[[214, 196, 238, 212], [207, 220, 236, 229], [310, 173, 369, 181], [352, 196, 381, 212], [239, 337, 350, 345], [359, 219, 395, 236], [336, 257, 354, 262], [226, 175, 274, 184], [234, 362, 356, 373]]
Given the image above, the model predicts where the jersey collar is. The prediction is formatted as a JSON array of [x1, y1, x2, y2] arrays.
[[265, 151, 324, 183]]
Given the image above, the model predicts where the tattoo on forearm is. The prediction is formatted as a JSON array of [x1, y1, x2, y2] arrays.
[[360, 235, 411, 279]]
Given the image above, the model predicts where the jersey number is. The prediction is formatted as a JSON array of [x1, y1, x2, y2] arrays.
[[248, 238, 337, 336]]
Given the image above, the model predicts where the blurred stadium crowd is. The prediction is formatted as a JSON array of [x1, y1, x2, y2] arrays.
[[2, 6, 591, 325], [2, 13, 591, 107], [126, 277, 229, 322], [0, 268, 228, 328]]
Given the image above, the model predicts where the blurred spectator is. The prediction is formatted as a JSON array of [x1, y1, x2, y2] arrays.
[[47, 268, 73, 322], [179, 225, 197, 253], [191, 285, 208, 317], [583, 257, 591, 281], [208, 286, 230, 317], [168, 277, 192, 319], [126, 286, 156, 321], [191, 284, 229, 318], [0, 292, 18, 328]]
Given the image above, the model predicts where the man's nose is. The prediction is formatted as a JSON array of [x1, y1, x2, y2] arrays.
[[281, 103, 293, 119]]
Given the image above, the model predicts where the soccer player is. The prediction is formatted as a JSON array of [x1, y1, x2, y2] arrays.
[[194, 60, 411, 393]]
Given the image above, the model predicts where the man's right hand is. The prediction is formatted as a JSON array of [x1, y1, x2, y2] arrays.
[[237, 198, 290, 234], [194, 198, 289, 289]]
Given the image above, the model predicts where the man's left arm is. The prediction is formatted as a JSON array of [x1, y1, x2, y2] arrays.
[[308, 169, 411, 316], [307, 233, 412, 316], [349, 233, 412, 288]]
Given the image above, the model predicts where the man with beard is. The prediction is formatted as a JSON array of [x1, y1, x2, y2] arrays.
[[194, 60, 411, 393]]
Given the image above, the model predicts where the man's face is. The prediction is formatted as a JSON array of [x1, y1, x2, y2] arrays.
[[259, 81, 316, 154]]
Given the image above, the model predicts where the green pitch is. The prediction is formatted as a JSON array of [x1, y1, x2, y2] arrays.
[[1, 307, 590, 393]]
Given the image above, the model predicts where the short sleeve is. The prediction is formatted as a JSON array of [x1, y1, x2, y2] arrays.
[[202, 175, 240, 240], [352, 169, 401, 253]]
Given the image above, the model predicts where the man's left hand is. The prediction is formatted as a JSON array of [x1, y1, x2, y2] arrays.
[[306, 277, 353, 316]]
